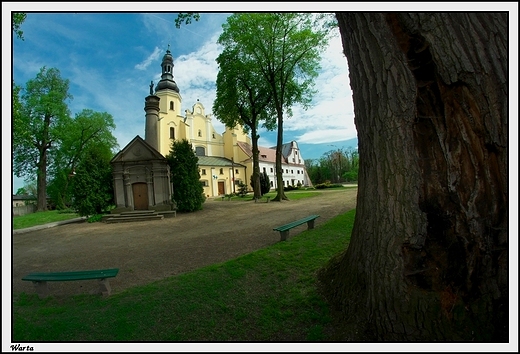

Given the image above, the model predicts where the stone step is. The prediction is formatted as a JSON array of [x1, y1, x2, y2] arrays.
[[120, 210, 157, 216], [104, 215, 164, 224]]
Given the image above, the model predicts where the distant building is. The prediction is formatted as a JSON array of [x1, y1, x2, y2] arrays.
[[112, 46, 311, 211]]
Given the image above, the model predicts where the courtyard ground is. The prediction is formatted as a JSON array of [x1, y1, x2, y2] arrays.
[[12, 188, 357, 298]]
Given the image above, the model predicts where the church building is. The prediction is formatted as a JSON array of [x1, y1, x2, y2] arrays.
[[111, 46, 311, 211]]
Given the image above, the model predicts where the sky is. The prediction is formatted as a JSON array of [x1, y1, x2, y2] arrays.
[[7, 6, 360, 194]]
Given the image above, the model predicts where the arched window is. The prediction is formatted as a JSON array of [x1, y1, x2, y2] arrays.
[[170, 101, 174, 110], [198, 129, 202, 137], [170, 127, 175, 139], [219, 168, 224, 175], [195, 146, 205, 156]]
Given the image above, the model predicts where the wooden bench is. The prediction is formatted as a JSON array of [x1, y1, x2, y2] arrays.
[[22, 268, 119, 298], [273, 215, 320, 241]]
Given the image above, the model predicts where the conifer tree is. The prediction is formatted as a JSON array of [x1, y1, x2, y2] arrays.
[[166, 139, 205, 212]]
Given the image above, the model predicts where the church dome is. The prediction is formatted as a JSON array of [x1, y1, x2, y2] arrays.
[[155, 46, 180, 94]]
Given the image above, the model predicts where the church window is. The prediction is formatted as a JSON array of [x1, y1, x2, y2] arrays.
[[170, 127, 175, 139], [198, 130, 202, 137], [235, 169, 239, 174], [219, 168, 224, 175], [195, 146, 205, 156], [212, 133, 215, 139], [170, 101, 174, 110], [201, 169, 206, 175]]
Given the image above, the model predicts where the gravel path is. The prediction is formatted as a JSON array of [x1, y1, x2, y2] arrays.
[[12, 188, 357, 298]]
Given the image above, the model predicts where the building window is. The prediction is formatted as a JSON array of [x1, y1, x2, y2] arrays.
[[292, 158, 295, 162], [263, 167, 266, 173], [195, 146, 205, 156], [235, 169, 239, 174], [201, 169, 206, 175], [170, 127, 175, 139], [295, 151, 298, 155], [198, 129, 202, 137], [212, 133, 216, 139], [170, 101, 174, 110], [219, 168, 224, 175], [291, 170, 294, 174], [200, 180, 208, 187], [297, 170, 300, 174], [270, 168, 273, 173], [286, 169, 288, 173]]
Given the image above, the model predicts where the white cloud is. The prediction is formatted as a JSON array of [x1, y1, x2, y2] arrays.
[[135, 47, 162, 70], [296, 129, 357, 144]]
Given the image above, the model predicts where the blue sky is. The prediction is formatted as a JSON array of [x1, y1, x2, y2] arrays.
[[8, 7, 360, 194]]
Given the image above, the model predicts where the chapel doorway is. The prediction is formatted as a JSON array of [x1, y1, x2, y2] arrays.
[[132, 183, 149, 210], [218, 181, 225, 196]]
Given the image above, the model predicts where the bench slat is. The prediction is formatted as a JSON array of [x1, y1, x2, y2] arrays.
[[22, 268, 119, 282], [273, 215, 320, 232]]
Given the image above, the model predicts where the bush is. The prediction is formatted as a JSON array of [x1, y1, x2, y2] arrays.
[[237, 182, 248, 197], [314, 182, 344, 189]]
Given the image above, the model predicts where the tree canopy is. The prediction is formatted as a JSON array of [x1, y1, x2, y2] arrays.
[[13, 67, 73, 211], [217, 13, 330, 201], [213, 36, 276, 199]]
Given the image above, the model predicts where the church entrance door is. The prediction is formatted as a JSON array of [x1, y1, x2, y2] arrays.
[[133, 183, 149, 210], [218, 181, 225, 196]]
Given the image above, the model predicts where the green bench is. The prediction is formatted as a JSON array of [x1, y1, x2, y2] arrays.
[[22, 268, 119, 298], [273, 215, 320, 241]]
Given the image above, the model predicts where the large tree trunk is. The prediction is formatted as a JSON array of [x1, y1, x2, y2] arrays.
[[318, 13, 508, 341]]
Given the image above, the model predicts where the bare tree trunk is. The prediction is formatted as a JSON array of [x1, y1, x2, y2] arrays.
[[318, 13, 508, 341], [273, 110, 288, 201], [36, 151, 48, 212], [251, 127, 262, 199]]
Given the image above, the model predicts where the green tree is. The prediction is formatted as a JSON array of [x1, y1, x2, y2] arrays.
[[213, 44, 276, 200], [70, 144, 114, 216], [218, 13, 330, 202], [318, 13, 508, 341], [12, 12, 26, 40], [47, 109, 117, 209], [13, 67, 73, 211], [250, 170, 270, 196], [166, 139, 205, 212], [260, 171, 271, 196]]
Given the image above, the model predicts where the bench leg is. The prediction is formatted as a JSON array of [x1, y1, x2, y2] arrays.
[[33, 281, 49, 299], [280, 230, 289, 241], [99, 278, 111, 296], [307, 219, 316, 230]]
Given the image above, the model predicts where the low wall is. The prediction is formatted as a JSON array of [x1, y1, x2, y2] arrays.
[[13, 204, 37, 217]]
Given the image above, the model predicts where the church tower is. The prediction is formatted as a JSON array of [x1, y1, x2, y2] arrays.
[[154, 45, 184, 156]]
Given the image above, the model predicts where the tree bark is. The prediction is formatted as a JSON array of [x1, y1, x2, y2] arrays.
[[318, 13, 508, 341], [251, 126, 262, 199]]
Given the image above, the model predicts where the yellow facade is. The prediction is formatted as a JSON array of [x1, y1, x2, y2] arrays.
[[146, 47, 309, 198]]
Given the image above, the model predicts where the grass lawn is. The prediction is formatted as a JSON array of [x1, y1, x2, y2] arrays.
[[12, 209, 356, 342], [12, 210, 80, 230]]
